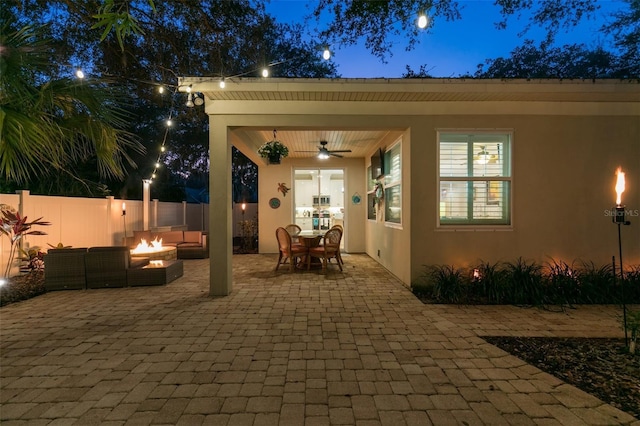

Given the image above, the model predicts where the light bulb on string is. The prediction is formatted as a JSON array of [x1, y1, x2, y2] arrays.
[[219, 78, 226, 89], [166, 119, 173, 127], [158, 86, 165, 94], [322, 47, 331, 60], [75, 69, 85, 79], [160, 146, 166, 152], [155, 162, 160, 168], [261, 68, 269, 78], [417, 13, 428, 29], [185, 93, 194, 107]]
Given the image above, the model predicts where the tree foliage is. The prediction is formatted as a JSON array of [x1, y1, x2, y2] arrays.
[[2, 0, 337, 200], [0, 9, 143, 193]]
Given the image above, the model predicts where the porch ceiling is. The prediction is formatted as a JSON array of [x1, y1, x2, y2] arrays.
[[232, 128, 398, 159]]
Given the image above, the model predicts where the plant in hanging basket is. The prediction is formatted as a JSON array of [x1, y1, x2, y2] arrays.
[[258, 140, 289, 164]]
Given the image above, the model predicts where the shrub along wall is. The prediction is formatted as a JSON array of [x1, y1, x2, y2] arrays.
[[411, 257, 640, 306]]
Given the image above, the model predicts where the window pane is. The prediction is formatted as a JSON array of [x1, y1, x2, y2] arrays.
[[440, 181, 470, 220], [440, 142, 468, 177], [384, 185, 401, 223], [385, 143, 401, 183], [472, 141, 507, 177]]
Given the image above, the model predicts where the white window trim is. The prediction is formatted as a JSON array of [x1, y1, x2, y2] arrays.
[[436, 129, 514, 230], [384, 139, 402, 228]]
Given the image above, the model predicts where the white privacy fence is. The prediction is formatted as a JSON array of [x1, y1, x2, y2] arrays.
[[0, 191, 209, 275]]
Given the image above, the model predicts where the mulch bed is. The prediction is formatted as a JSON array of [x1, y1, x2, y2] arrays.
[[484, 336, 640, 420]]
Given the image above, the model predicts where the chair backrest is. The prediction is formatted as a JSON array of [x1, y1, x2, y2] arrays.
[[276, 227, 292, 253], [285, 224, 301, 236], [331, 224, 343, 233], [323, 227, 342, 250]]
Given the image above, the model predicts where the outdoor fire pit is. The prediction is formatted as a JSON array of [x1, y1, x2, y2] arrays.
[[130, 238, 177, 261]]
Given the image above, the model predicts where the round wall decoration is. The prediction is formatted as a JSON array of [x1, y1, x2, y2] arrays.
[[352, 193, 362, 205], [269, 197, 281, 209]]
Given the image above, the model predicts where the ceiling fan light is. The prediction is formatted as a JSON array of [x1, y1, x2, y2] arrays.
[[318, 151, 330, 160]]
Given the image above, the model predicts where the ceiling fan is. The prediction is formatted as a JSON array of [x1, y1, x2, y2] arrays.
[[297, 141, 352, 159]]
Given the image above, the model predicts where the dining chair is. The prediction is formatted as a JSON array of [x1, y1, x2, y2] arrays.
[[285, 223, 302, 244], [330, 224, 344, 265], [307, 227, 343, 272], [275, 227, 308, 272]]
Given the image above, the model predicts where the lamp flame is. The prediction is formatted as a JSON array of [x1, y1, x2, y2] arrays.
[[615, 167, 625, 206]]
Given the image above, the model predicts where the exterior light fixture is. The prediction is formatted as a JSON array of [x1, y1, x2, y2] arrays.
[[611, 167, 632, 347], [322, 48, 331, 60], [193, 94, 204, 106], [262, 68, 269, 78], [185, 93, 195, 107], [417, 13, 428, 29]]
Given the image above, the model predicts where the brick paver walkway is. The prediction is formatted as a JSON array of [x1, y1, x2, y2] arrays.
[[1, 254, 637, 425]]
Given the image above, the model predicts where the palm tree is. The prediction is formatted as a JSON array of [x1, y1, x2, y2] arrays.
[[0, 12, 144, 191]]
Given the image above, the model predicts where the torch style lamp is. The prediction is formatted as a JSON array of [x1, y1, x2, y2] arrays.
[[612, 167, 631, 346], [122, 202, 127, 245]]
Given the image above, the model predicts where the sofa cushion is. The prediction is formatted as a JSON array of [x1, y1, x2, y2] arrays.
[[183, 231, 202, 243], [156, 231, 184, 244], [133, 230, 153, 244]]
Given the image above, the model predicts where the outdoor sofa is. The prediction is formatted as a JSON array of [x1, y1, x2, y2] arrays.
[[44, 246, 152, 290]]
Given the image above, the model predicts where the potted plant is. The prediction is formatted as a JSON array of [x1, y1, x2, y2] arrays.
[[258, 130, 289, 164]]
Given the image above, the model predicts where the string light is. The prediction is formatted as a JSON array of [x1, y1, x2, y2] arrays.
[[144, 10, 429, 182], [417, 12, 428, 29], [75, 69, 85, 79]]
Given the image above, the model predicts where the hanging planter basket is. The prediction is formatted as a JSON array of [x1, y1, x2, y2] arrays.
[[268, 154, 282, 164], [258, 129, 289, 165]]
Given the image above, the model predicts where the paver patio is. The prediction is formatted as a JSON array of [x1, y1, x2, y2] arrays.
[[1, 254, 637, 425]]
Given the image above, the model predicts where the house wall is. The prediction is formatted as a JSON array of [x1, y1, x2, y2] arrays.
[[199, 81, 638, 291], [409, 114, 640, 282]]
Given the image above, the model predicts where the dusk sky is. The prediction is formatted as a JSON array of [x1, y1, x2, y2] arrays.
[[266, 0, 624, 78]]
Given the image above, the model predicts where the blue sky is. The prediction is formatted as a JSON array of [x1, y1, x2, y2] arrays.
[[266, 0, 624, 78]]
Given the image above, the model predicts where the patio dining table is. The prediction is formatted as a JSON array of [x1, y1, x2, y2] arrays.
[[295, 230, 325, 248]]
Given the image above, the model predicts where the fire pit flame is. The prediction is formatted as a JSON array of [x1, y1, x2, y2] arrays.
[[132, 237, 164, 254]]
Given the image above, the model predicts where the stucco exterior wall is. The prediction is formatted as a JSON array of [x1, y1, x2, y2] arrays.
[[192, 78, 639, 294], [409, 114, 640, 283]]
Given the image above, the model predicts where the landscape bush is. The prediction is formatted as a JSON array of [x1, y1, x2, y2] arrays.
[[412, 257, 640, 307]]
